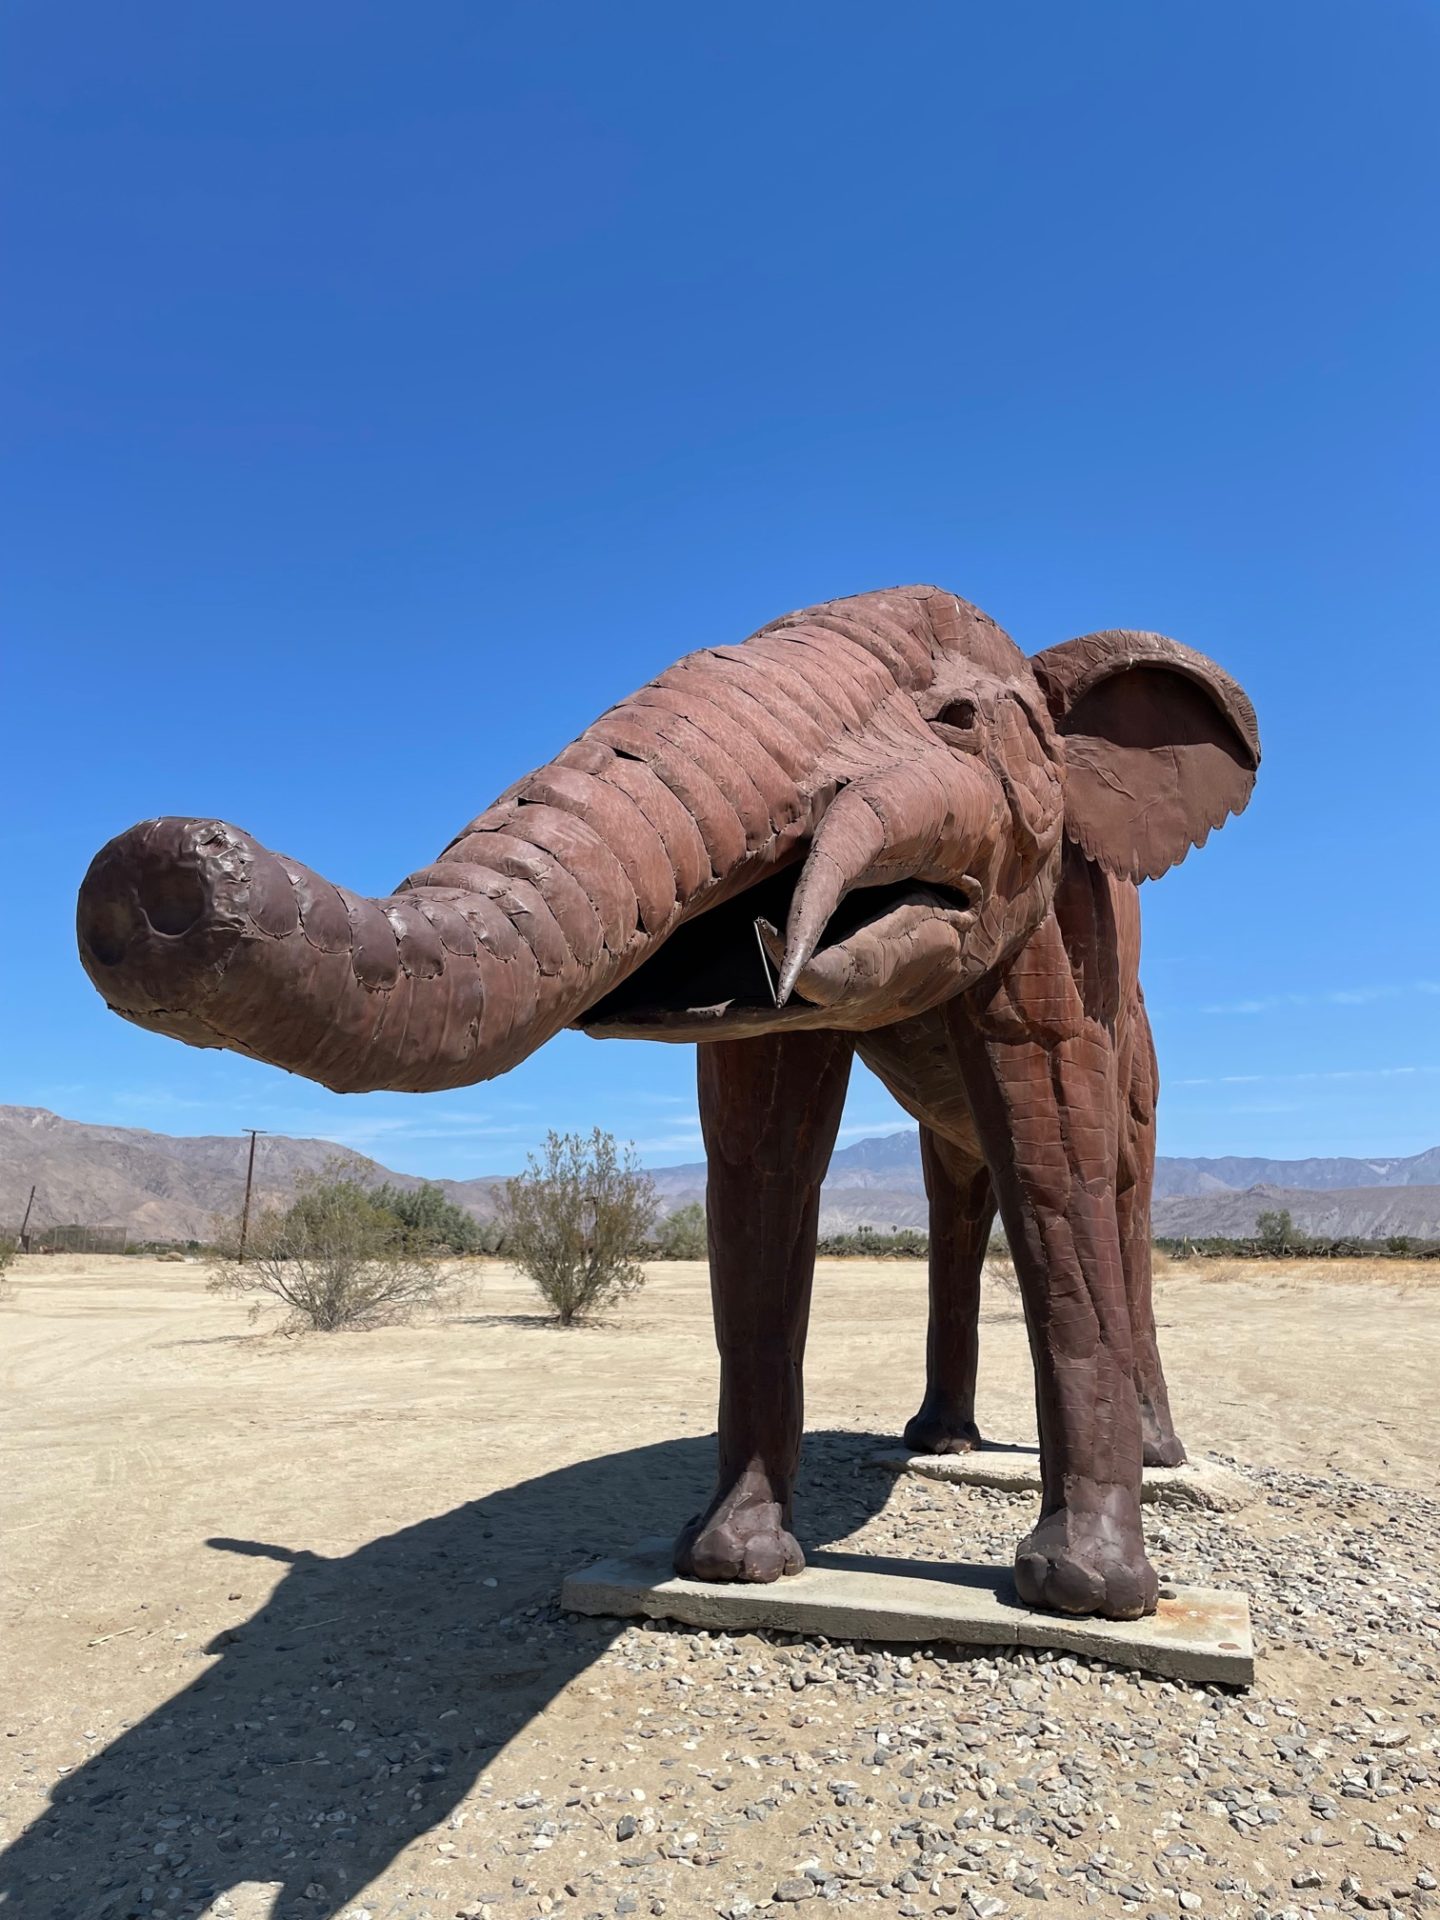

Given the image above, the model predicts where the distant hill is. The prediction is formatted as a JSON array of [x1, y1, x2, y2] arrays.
[[3, 1105, 1437, 1243], [1150, 1182, 1440, 1240], [655, 1131, 1440, 1232], [1149, 1147, 1440, 1195], [808, 1130, 1440, 1197], [0, 1106, 506, 1245]]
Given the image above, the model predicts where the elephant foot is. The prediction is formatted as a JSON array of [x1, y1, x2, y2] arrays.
[[674, 1473, 804, 1584], [903, 1399, 982, 1455], [1141, 1406, 1187, 1469], [1013, 1490, 1158, 1621]]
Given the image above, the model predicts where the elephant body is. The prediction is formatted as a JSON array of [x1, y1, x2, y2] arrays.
[[78, 587, 1258, 1619]]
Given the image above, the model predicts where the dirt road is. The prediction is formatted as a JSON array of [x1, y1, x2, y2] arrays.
[[2, 1255, 1437, 1920]]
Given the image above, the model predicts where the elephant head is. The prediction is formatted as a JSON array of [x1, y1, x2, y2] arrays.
[[76, 588, 1258, 1091]]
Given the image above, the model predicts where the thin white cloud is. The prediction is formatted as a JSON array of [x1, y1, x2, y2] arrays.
[[1228, 1101, 1307, 1115], [1172, 1064, 1439, 1088], [108, 1090, 219, 1113], [298, 1118, 529, 1148], [1201, 981, 1440, 1015], [603, 1113, 916, 1161], [630, 1133, 705, 1155], [38, 1083, 537, 1135]]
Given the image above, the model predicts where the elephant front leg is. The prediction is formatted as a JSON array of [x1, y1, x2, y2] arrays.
[[674, 1028, 853, 1584], [951, 982, 1157, 1619], [903, 1131, 992, 1455]]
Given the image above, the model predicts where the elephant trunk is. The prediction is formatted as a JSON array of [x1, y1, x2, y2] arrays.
[[75, 593, 976, 1088], [76, 817, 606, 1092], [75, 712, 823, 1093]]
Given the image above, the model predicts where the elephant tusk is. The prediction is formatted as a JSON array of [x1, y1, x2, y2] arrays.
[[776, 757, 992, 1006], [753, 918, 782, 1007]]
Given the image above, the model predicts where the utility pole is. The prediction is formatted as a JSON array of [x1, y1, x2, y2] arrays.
[[18, 1185, 37, 1253], [238, 1131, 265, 1262]]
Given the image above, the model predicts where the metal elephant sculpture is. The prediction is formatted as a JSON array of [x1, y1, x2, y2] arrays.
[[78, 587, 1259, 1620]]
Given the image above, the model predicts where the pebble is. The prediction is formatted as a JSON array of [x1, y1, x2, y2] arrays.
[[4, 1436, 1437, 1920]]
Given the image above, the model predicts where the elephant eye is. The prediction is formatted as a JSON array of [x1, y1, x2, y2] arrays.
[[935, 698, 977, 731]]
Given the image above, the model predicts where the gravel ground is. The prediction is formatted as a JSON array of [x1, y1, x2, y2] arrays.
[[2, 1258, 1437, 1920]]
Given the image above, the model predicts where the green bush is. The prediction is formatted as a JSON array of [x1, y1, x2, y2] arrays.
[[1255, 1207, 1302, 1252], [1157, 1233, 1438, 1261], [496, 1129, 656, 1325], [208, 1165, 455, 1331], [816, 1226, 930, 1258], [370, 1180, 487, 1255], [652, 1202, 707, 1259]]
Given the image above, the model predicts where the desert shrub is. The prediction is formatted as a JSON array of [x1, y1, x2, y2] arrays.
[[470, 1218, 508, 1256], [1196, 1258, 1246, 1285], [1154, 1231, 1437, 1261], [652, 1202, 708, 1260], [21, 1224, 138, 1255], [1255, 1207, 1302, 1252], [496, 1129, 656, 1325], [983, 1247, 1019, 1291], [0, 1235, 16, 1272], [816, 1226, 930, 1258], [209, 1166, 454, 1331], [370, 1180, 486, 1254]]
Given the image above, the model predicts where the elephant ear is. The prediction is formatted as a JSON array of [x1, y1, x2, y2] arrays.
[[1029, 631, 1260, 884]]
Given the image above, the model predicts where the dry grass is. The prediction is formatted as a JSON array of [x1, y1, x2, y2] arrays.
[[1163, 1253, 1440, 1290]]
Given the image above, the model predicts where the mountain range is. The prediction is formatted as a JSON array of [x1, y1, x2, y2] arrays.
[[4, 1105, 1438, 1244]]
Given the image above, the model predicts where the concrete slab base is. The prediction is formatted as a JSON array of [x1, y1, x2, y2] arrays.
[[562, 1537, 1254, 1686], [869, 1445, 1249, 1512]]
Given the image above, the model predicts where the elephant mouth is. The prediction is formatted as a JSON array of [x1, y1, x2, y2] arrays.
[[576, 865, 977, 1042]]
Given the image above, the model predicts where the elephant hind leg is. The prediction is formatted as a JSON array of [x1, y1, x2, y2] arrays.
[[1119, 999, 1186, 1468], [1118, 1179, 1184, 1467], [903, 1129, 993, 1455]]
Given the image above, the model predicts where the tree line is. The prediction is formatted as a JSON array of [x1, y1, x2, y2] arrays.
[[1157, 1206, 1439, 1261], [8, 1173, 1432, 1329], [207, 1129, 706, 1332]]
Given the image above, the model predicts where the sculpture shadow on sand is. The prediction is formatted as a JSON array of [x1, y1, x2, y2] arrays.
[[0, 1431, 909, 1920]]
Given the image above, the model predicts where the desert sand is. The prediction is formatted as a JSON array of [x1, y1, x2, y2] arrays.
[[2, 1254, 1437, 1920]]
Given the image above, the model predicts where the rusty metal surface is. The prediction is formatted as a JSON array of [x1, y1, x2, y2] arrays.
[[76, 585, 1259, 1619]]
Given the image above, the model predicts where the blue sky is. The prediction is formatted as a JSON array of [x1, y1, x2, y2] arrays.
[[4, 2, 1437, 1177]]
